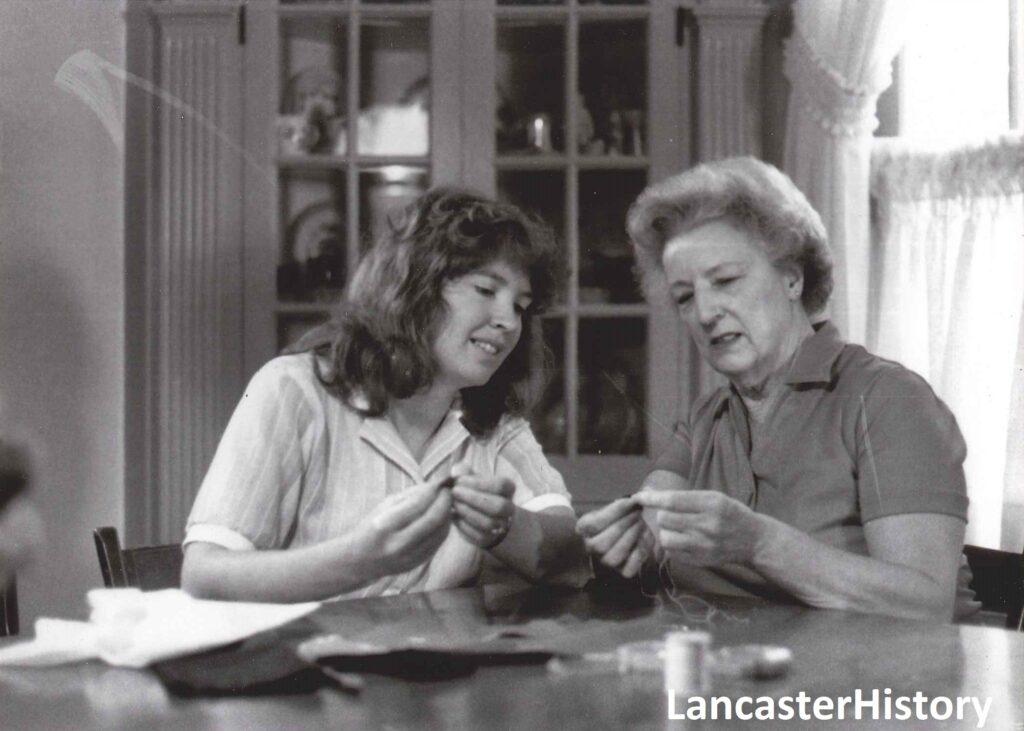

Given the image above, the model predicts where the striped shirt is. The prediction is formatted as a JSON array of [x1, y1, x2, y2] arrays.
[[184, 353, 574, 598]]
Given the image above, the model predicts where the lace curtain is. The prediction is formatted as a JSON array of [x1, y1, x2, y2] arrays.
[[869, 134, 1024, 549], [783, 0, 911, 343]]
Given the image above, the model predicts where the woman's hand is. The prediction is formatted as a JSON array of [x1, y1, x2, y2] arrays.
[[183, 480, 453, 603], [449, 464, 516, 549], [633, 490, 764, 567], [355, 477, 454, 576], [576, 498, 652, 578]]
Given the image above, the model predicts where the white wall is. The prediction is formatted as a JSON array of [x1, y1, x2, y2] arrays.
[[0, 0, 125, 624]]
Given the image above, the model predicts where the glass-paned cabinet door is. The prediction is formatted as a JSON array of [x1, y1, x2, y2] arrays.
[[272, 2, 432, 352], [490, 0, 683, 504]]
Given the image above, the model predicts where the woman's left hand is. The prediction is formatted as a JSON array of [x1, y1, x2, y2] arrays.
[[633, 490, 764, 567], [449, 464, 516, 550]]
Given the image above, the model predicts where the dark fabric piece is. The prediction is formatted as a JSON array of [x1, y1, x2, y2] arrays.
[[151, 617, 559, 695], [151, 620, 335, 697], [317, 648, 552, 681], [152, 636, 329, 697]]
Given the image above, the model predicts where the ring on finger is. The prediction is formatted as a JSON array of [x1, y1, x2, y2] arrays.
[[484, 516, 512, 547]]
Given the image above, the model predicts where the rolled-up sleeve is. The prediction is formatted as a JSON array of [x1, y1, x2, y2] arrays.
[[494, 419, 572, 512], [856, 369, 969, 523], [184, 360, 319, 550], [652, 417, 693, 479]]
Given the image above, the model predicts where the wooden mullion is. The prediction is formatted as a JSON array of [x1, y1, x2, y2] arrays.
[[430, 0, 462, 186], [460, 0, 497, 194], [565, 13, 579, 459], [243, 1, 277, 376], [346, 6, 360, 274], [645, 0, 689, 459]]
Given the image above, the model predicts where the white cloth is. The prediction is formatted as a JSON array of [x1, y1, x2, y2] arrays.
[[783, 0, 911, 344], [185, 353, 574, 598], [0, 588, 319, 668], [869, 133, 1024, 549]]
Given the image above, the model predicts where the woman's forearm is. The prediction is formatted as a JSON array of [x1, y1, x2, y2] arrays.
[[181, 535, 379, 603], [748, 515, 953, 621], [489, 506, 591, 587]]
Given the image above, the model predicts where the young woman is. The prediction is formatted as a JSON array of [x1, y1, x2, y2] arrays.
[[182, 187, 589, 602]]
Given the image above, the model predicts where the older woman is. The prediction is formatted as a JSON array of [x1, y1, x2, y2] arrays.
[[577, 157, 969, 621]]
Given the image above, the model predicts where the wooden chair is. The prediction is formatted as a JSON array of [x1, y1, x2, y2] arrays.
[[93, 527, 183, 590], [0, 577, 18, 636], [963, 544, 1024, 631]]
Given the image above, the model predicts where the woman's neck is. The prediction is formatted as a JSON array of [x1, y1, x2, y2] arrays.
[[734, 311, 814, 405], [387, 382, 460, 462]]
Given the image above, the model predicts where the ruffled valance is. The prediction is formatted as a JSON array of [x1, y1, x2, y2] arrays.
[[871, 133, 1024, 202], [784, 27, 893, 138]]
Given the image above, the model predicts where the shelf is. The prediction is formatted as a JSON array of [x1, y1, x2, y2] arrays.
[[277, 154, 431, 170], [278, 3, 432, 20], [495, 154, 568, 170], [495, 6, 570, 22], [496, 4, 649, 22], [576, 155, 649, 170], [575, 5, 650, 21], [539, 303, 649, 318], [576, 302, 648, 317], [496, 153, 649, 171], [275, 302, 336, 315]]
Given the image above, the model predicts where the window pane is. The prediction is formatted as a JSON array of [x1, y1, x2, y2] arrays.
[[498, 170, 567, 304], [578, 318, 646, 455], [279, 171, 347, 303], [578, 170, 646, 303], [279, 19, 347, 157], [358, 166, 429, 253], [578, 20, 647, 157], [278, 312, 330, 353], [530, 318, 566, 454], [358, 19, 430, 155], [496, 21, 566, 154]]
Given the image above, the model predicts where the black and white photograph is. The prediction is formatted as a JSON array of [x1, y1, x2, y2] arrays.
[[0, 0, 1021, 727]]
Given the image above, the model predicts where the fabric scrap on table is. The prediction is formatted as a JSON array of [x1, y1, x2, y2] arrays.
[[0, 588, 319, 668]]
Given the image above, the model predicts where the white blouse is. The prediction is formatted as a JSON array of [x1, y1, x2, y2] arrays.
[[184, 353, 574, 598]]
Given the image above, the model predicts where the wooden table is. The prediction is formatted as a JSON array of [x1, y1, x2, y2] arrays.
[[0, 584, 1021, 729]]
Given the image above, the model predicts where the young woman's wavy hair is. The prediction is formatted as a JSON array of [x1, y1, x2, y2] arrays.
[[287, 186, 561, 436]]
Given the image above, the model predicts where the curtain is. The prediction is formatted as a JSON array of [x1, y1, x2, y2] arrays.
[[783, 0, 911, 343], [869, 134, 1024, 550]]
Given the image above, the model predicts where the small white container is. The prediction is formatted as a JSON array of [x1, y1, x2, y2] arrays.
[[663, 630, 711, 695]]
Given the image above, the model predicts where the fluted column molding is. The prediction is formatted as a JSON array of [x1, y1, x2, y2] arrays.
[[693, 0, 770, 161], [125, 3, 246, 544]]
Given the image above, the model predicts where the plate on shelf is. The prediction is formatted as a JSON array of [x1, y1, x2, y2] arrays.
[[288, 201, 343, 263]]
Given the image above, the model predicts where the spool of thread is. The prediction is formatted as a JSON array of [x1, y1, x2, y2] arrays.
[[663, 630, 710, 696]]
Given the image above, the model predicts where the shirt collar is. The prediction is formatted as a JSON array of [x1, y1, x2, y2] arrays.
[[358, 397, 471, 482], [710, 321, 844, 418], [783, 321, 845, 385]]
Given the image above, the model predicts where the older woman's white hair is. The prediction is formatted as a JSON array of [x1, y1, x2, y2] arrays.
[[626, 156, 833, 316]]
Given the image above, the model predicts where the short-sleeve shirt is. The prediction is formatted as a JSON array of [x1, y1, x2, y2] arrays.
[[184, 353, 574, 598], [654, 322, 968, 557]]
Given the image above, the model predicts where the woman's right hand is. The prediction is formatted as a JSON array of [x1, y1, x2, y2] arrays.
[[576, 498, 652, 578], [355, 477, 454, 578]]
